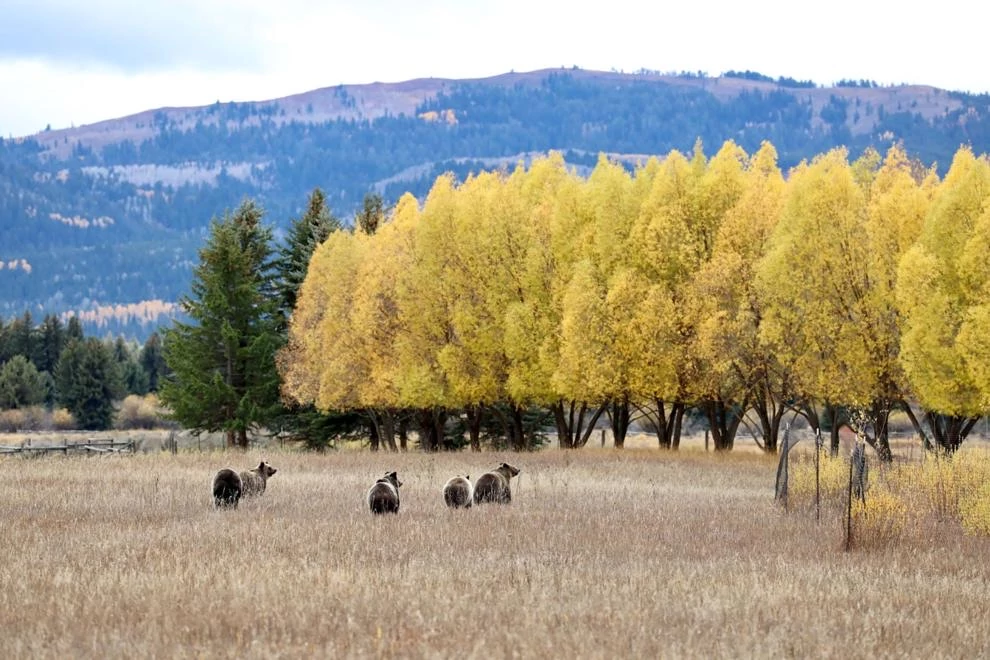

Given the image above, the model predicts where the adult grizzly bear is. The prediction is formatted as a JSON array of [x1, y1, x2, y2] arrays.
[[442, 475, 473, 509], [367, 471, 403, 514], [473, 463, 520, 504], [212, 468, 242, 509], [240, 461, 277, 497]]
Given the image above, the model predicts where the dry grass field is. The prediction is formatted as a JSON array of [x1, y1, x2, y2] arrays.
[[2, 444, 988, 659]]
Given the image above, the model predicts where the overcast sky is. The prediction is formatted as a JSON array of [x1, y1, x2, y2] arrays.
[[1, 0, 987, 138]]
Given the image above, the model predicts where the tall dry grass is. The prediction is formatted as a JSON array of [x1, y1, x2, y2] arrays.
[[1, 447, 988, 658]]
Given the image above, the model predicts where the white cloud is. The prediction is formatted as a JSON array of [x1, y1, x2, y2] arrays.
[[1, 0, 988, 139], [0, 0, 267, 71]]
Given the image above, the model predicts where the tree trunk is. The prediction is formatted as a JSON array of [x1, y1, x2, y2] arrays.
[[416, 408, 439, 452], [608, 397, 631, 449], [752, 387, 786, 453], [553, 400, 601, 449], [864, 401, 893, 464], [649, 399, 685, 450], [465, 404, 483, 452], [367, 414, 380, 452], [899, 402, 931, 451], [382, 410, 397, 452], [704, 398, 742, 451], [398, 416, 409, 451], [824, 402, 848, 457], [671, 405, 684, 449], [552, 401, 577, 449], [925, 412, 980, 454], [510, 405, 527, 451], [367, 409, 397, 452], [237, 428, 248, 449]]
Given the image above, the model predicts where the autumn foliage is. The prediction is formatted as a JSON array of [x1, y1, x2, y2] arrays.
[[278, 142, 990, 454]]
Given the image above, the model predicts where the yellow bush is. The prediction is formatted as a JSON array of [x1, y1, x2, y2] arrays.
[[851, 488, 909, 548], [899, 450, 990, 520], [789, 449, 848, 501], [959, 483, 990, 536], [51, 408, 76, 431], [116, 394, 166, 430]]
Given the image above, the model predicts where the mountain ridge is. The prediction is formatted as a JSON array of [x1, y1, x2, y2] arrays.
[[24, 68, 967, 158], [2, 67, 989, 340]]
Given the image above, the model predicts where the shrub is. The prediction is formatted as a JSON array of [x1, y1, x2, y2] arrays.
[[0, 408, 27, 432], [895, 450, 990, 520], [19, 406, 48, 431], [789, 449, 848, 501], [51, 408, 76, 431], [851, 488, 909, 549], [959, 482, 990, 536], [116, 394, 165, 430]]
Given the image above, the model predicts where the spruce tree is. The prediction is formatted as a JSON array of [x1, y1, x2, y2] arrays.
[[55, 338, 124, 430], [0, 355, 48, 409], [36, 314, 65, 375], [139, 332, 167, 392], [159, 200, 282, 448], [274, 188, 342, 326], [355, 192, 386, 235], [271, 188, 361, 448]]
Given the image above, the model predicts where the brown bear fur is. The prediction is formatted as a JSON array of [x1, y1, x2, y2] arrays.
[[240, 461, 277, 497], [442, 475, 473, 509], [212, 468, 242, 509], [367, 471, 402, 514], [472, 463, 520, 504]]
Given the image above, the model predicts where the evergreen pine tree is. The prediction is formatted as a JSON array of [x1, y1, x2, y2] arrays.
[[271, 188, 361, 448], [0, 355, 48, 409], [274, 188, 342, 326], [139, 332, 167, 392], [159, 200, 282, 448], [355, 192, 386, 235], [65, 316, 84, 343], [55, 338, 124, 430], [36, 314, 64, 375]]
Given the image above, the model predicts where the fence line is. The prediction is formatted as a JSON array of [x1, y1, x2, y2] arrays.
[[0, 437, 135, 456]]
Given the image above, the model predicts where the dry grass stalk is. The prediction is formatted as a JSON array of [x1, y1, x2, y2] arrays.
[[2, 448, 988, 657]]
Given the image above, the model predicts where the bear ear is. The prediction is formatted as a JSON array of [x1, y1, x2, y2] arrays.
[[258, 462, 266, 470]]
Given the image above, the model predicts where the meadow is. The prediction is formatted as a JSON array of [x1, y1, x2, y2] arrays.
[[1, 442, 988, 658]]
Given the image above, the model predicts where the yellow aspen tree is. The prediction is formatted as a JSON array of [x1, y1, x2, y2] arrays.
[[957, 208, 990, 401], [393, 179, 456, 413], [547, 155, 648, 448], [499, 154, 580, 449], [689, 141, 786, 451], [553, 259, 613, 402], [681, 140, 750, 451], [623, 148, 703, 448], [861, 144, 936, 443], [349, 195, 421, 450], [897, 147, 990, 451], [278, 229, 368, 413], [759, 146, 931, 460]]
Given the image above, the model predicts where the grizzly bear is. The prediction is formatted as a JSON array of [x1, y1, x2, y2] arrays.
[[212, 468, 242, 509], [367, 471, 402, 514], [472, 463, 520, 504], [442, 475, 473, 509], [240, 461, 277, 497]]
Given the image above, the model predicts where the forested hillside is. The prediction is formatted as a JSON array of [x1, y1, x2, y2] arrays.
[[2, 67, 989, 339]]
